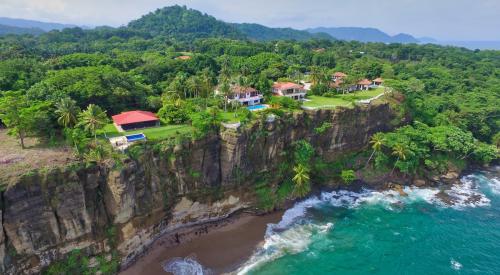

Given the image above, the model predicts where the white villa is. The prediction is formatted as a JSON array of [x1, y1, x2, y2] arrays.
[[272, 82, 307, 100], [216, 85, 264, 106]]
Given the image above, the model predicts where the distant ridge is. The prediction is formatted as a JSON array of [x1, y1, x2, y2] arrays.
[[307, 27, 419, 43], [0, 17, 78, 32], [233, 23, 333, 41], [0, 24, 45, 36]]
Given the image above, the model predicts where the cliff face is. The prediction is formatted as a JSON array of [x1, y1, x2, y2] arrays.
[[0, 103, 398, 274]]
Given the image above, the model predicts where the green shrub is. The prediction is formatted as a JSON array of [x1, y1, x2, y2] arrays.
[[340, 170, 356, 185], [314, 122, 333, 134]]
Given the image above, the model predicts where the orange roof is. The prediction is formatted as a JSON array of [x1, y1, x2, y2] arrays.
[[273, 82, 304, 90], [330, 79, 343, 88], [112, 111, 159, 125], [373, 77, 384, 82], [358, 79, 372, 85], [176, 55, 191, 60], [333, 72, 347, 77]]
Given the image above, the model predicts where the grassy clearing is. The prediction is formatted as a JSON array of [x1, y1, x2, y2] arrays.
[[220, 111, 239, 123], [98, 124, 193, 141], [304, 87, 385, 109], [303, 96, 353, 109], [340, 87, 385, 100], [0, 129, 74, 185]]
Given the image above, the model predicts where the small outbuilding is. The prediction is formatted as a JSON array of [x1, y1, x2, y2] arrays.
[[112, 111, 160, 132], [357, 79, 372, 91], [372, 77, 384, 86]]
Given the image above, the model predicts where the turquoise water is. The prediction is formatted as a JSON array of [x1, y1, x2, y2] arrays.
[[238, 167, 500, 275], [247, 104, 267, 111]]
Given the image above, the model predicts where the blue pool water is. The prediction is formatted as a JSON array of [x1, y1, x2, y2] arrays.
[[247, 104, 267, 111], [126, 133, 146, 142]]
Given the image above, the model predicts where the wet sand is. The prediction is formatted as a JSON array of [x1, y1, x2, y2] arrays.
[[120, 211, 283, 275]]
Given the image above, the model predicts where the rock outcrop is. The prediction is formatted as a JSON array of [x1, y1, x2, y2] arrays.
[[0, 103, 399, 274]]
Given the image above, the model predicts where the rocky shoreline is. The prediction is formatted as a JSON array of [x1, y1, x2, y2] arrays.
[[118, 165, 475, 274], [119, 210, 284, 275]]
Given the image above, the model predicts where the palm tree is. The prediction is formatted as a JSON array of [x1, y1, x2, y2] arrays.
[[309, 66, 323, 86], [77, 104, 108, 143], [187, 75, 202, 98], [365, 133, 385, 167], [55, 98, 80, 128], [200, 68, 214, 107], [391, 144, 407, 175], [292, 164, 311, 198], [219, 78, 231, 112], [162, 91, 183, 107], [170, 73, 188, 99]]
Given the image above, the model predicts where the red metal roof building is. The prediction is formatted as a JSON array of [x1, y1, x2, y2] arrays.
[[112, 111, 160, 131]]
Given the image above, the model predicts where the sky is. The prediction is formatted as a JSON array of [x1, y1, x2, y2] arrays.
[[0, 0, 499, 41]]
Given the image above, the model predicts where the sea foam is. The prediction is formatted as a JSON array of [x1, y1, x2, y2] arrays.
[[163, 256, 209, 275], [237, 172, 497, 274]]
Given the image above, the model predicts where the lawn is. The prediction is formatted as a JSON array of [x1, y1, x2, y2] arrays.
[[303, 87, 385, 109], [339, 87, 385, 100], [220, 111, 241, 123], [98, 124, 193, 141], [303, 96, 353, 109]]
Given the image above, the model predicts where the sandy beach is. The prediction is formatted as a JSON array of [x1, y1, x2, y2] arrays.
[[120, 211, 283, 275]]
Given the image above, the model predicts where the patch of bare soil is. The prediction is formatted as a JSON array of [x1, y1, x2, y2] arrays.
[[0, 129, 75, 186]]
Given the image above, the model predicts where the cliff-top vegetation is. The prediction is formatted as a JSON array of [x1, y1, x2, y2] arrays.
[[0, 5, 498, 186]]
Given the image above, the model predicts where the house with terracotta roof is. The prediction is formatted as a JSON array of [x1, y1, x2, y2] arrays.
[[112, 110, 160, 132], [332, 72, 347, 82], [357, 79, 372, 91], [372, 77, 384, 87], [272, 82, 306, 100], [215, 85, 263, 106]]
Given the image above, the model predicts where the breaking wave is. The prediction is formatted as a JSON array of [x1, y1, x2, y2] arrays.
[[237, 170, 499, 274], [163, 256, 210, 275]]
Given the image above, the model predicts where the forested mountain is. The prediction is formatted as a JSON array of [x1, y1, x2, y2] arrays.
[[0, 17, 77, 32], [308, 27, 419, 43], [127, 5, 333, 41], [233, 23, 333, 41], [128, 6, 245, 40], [0, 24, 44, 36]]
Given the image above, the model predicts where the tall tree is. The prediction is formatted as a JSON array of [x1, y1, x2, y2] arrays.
[[55, 97, 80, 128], [0, 91, 51, 149], [77, 104, 108, 143], [366, 133, 385, 167], [292, 164, 311, 198], [391, 144, 407, 175]]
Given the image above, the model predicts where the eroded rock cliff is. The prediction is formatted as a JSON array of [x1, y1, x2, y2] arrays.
[[0, 103, 399, 274]]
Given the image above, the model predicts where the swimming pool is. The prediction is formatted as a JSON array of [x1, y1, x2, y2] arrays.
[[247, 104, 268, 111], [126, 133, 146, 142]]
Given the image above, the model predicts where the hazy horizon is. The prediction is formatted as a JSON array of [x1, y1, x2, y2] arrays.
[[1, 0, 499, 41]]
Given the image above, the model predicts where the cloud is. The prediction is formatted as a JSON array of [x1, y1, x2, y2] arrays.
[[0, 0, 498, 40]]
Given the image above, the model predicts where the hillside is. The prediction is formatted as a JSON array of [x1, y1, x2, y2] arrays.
[[233, 23, 333, 41], [0, 17, 77, 32], [0, 24, 44, 36], [127, 5, 334, 41], [308, 27, 419, 43], [127, 5, 245, 40]]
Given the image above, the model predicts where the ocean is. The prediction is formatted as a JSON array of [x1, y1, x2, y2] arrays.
[[165, 167, 500, 275]]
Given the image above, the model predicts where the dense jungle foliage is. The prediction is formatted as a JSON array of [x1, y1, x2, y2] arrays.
[[0, 5, 498, 173]]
